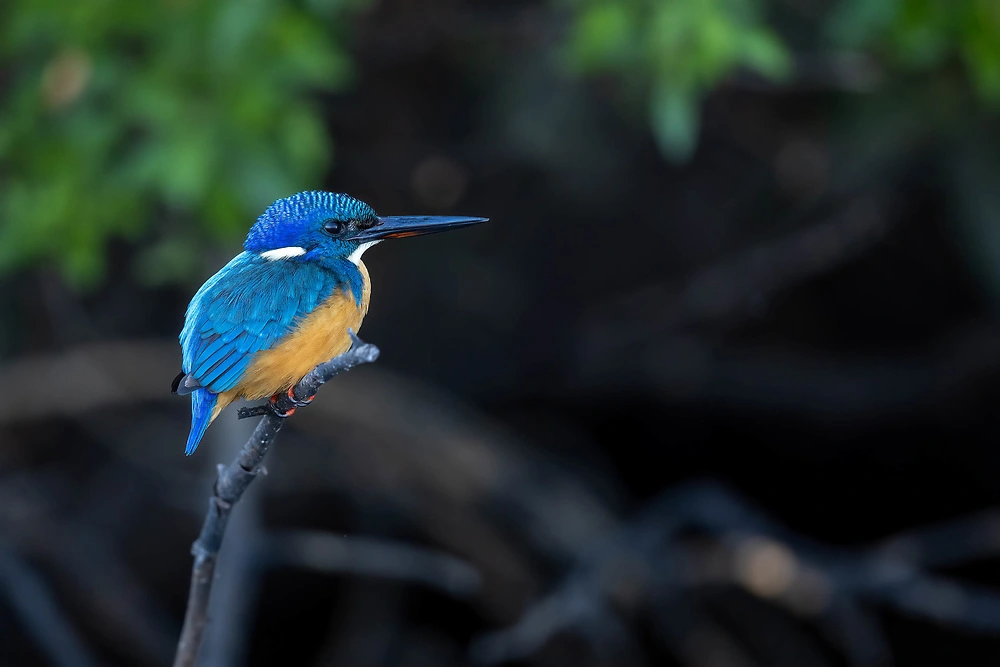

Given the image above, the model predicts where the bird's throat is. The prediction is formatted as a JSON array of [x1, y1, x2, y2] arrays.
[[348, 240, 380, 265]]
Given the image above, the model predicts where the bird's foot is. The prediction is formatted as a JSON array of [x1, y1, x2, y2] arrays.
[[268, 387, 316, 418], [287, 386, 317, 408], [237, 388, 316, 420], [268, 393, 296, 418]]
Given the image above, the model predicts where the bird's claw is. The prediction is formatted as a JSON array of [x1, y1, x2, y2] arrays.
[[268, 394, 295, 418], [286, 386, 316, 408]]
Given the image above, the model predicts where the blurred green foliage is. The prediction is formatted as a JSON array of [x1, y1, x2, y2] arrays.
[[561, 0, 791, 160], [2, 0, 999, 287], [0, 0, 365, 287], [562, 0, 1000, 160], [830, 0, 1000, 102]]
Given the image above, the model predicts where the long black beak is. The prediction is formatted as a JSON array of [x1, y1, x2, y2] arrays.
[[348, 215, 488, 242]]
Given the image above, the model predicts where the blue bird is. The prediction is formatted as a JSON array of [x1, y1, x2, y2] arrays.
[[173, 191, 487, 455]]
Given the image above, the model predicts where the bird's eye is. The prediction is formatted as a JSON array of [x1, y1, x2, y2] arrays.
[[322, 219, 344, 235]]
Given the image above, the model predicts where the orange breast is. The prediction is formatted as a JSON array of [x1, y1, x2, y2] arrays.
[[211, 260, 371, 419]]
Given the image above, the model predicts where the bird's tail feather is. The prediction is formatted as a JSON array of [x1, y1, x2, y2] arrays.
[[186, 388, 217, 456]]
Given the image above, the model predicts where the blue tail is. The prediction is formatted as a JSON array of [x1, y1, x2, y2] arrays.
[[185, 388, 218, 456]]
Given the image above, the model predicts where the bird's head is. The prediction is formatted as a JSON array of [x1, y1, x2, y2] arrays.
[[244, 191, 487, 265]]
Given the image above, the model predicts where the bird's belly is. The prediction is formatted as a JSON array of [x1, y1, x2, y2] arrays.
[[233, 263, 370, 401]]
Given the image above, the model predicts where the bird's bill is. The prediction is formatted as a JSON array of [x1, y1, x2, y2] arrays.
[[348, 215, 489, 241]]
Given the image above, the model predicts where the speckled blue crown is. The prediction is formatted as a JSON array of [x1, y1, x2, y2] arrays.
[[244, 191, 377, 252]]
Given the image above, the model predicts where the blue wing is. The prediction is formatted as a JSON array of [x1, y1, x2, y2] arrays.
[[178, 252, 347, 394]]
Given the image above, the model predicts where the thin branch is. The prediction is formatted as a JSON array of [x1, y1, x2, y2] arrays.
[[172, 332, 380, 667]]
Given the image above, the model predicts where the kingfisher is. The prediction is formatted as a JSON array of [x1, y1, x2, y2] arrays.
[[173, 191, 487, 455]]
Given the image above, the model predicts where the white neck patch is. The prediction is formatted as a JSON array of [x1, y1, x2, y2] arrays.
[[348, 240, 380, 266], [260, 246, 307, 261]]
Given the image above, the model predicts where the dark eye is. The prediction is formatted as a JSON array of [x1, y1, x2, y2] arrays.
[[322, 219, 344, 235]]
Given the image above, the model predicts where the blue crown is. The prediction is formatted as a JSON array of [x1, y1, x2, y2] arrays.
[[244, 191, 377, 252]]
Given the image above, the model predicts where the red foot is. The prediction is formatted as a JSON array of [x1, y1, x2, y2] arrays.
[[287, 387, 315, 407], [268, 388, 316, 418], [269, 394, 296, 418]]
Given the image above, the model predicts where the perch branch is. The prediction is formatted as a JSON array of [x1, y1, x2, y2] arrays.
[[172, 331, 380, 667]]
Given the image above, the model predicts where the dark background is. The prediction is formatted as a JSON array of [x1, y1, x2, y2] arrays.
[[4, 0, 1000, 665]]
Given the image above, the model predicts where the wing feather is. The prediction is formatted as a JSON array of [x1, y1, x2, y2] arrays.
[[179, 252, 346, 394]]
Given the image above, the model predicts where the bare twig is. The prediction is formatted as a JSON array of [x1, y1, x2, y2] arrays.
[[195, 414, 261, 667], [172, 332, 380, 667]]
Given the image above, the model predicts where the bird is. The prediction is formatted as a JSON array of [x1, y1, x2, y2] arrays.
[[173, 190, 487, 455]]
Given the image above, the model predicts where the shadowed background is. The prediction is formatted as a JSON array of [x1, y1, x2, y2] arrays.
[[3, 0, 1000, 665]]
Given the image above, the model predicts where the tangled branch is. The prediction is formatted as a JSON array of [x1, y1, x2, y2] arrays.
[[471, 481, 1000, 667]]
